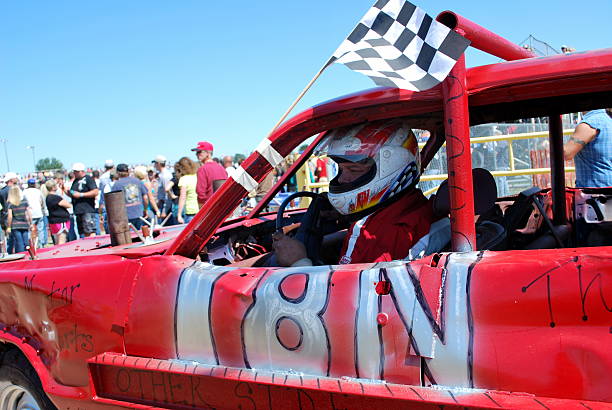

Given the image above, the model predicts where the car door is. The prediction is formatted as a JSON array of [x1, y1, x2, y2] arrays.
[[171, 252, 470, 387], [466, 246, 612, 402]]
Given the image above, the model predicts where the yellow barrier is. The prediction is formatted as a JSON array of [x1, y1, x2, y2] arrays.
[[418, 129, 572, 148], [296, 158, 329, 206], [421, 167, 576, 182], [419, 129, 575, 195], [421, 167, 577, 196], [418, 129, 573, 172]]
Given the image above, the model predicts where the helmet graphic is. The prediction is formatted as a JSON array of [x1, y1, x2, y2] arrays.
[[318, 119, 420, 215]]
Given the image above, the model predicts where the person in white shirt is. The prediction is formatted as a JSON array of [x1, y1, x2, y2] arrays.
[[92, 170, 102, 235], [99, 170, 117, 233], [152, 155, 173, 220], [223, 155, 237, 179], [100, 159, 114, 188], [23, 178, 47, 248]]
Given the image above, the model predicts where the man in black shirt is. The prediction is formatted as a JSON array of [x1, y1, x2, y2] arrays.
[[0, 172, 19, 252], [68, 163, 99, 238]]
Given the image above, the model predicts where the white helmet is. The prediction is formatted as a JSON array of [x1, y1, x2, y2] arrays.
[[318, 119, 420, 215]]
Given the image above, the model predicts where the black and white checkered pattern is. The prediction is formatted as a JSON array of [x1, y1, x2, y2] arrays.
[[329, 0, 470, 91]]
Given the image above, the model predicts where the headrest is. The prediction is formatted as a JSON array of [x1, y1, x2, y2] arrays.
[[433, 168, 497, 216]]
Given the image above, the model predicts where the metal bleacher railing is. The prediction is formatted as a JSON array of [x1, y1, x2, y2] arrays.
[[296, 121, 578, 199], [418, 128, 576, 197]]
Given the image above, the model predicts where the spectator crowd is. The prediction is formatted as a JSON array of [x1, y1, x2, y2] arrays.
[[0, 137, 350, 256], [0, 141, 249, 255]]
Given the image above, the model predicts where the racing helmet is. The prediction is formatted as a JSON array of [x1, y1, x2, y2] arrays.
[[317, 119, 420, 215]]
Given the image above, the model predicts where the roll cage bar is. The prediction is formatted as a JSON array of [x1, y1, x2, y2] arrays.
[[165, 13, 612, 258]]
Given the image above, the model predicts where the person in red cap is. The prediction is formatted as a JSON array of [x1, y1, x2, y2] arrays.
[[192, 141, 227, 207]]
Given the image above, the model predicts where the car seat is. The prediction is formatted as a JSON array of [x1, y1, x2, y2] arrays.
[[429, 168, 506, 252], [503, 187, 570, 250]]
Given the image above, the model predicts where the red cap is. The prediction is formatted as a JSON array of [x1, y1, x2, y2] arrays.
[[191, 141, 214, 152]]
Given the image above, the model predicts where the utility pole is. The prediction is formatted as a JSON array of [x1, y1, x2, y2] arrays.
[[0, 139, 9, 172], [26, 145, 36, 171]]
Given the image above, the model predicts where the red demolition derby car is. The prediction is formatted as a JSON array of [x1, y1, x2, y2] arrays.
[[0, 11, 611, 410]]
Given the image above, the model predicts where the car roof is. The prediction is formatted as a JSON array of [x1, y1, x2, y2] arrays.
[[168, 48, 612, 258], [273, 48, 612, 138]]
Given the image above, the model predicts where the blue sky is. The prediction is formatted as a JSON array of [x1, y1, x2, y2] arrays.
[[1, 1, 610, 174]]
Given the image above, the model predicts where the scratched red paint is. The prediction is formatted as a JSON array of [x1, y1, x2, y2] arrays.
[[0, 27, 610, 410]]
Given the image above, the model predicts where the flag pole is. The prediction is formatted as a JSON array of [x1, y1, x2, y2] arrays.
[[264, 1, 367, 136], [264, 0, 371, 135], [266, 58, 334, 136]]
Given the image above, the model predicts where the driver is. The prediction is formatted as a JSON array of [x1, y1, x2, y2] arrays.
[[273, 119, 436, 267]]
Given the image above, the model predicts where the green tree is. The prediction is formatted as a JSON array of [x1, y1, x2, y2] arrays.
[[36, 157, 63, 171], [234, 153, 246, 164]]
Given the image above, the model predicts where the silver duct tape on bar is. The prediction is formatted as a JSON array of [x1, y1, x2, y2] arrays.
[[231, 166, 258, 192], [256, 138, 284, 168]]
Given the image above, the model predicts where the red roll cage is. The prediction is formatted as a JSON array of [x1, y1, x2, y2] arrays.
[[165, 13, 612, 259]]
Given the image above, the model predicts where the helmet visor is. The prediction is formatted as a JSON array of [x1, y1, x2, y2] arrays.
[[328, 156, 377, 194]]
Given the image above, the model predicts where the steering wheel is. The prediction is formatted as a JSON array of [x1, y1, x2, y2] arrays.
[[276, 191, 321, 232], [276, 191, 331, 264]]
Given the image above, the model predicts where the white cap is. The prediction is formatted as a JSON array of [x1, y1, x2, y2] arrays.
[[104, 159, 114, 167], [3, 172, 17, 182], [153, 154, 166, 163], [72, 162, 86, 172]]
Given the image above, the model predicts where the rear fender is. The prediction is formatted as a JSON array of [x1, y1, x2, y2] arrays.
[[0, 255, 141, 391]]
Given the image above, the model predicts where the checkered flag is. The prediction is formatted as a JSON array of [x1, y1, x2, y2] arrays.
[[329, 0, 470, 91]]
